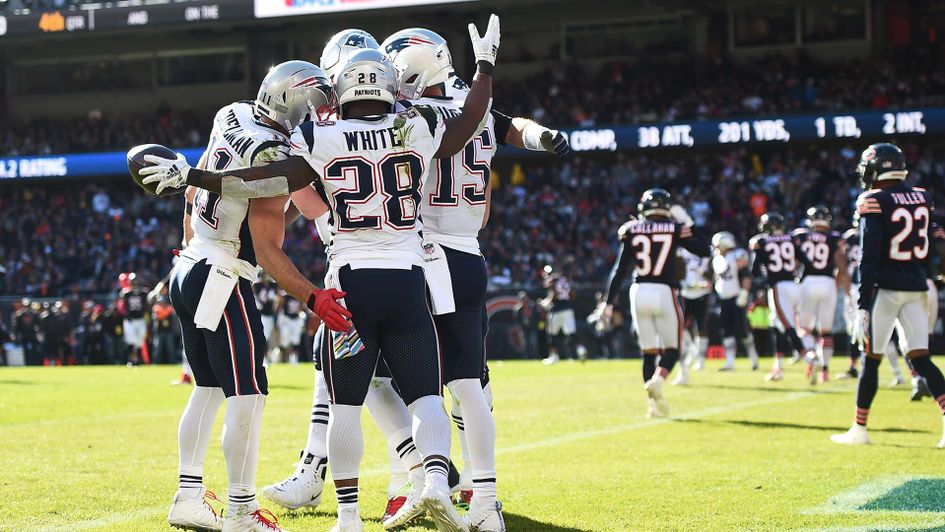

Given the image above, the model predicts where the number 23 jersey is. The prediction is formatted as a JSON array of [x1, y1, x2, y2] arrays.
[[289, 106, 446, 269]]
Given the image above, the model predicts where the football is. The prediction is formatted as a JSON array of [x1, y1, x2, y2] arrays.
[[127, 143, 185, 197]]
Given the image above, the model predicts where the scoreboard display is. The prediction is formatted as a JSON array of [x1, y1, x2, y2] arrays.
[[0, 0, 252, 37]]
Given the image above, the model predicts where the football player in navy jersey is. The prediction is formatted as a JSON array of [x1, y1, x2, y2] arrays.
[[793, 206, 848, 384], [750, 212, 805, 382], [833, 143, 945, 447], [839, 215, 862, 380], [603, 189, 710, 417]]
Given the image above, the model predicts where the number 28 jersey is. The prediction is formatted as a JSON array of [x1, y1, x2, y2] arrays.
[[289, 106, 446, 270], [189, 101, 288, 265]]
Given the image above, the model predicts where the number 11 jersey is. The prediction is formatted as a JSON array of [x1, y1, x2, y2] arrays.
[[289, 106, 446, 270]]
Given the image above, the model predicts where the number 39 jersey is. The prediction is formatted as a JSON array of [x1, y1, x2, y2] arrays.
[[619, 219, 704, 285], [189, 101, 289, 265], [856, 183, 932, 306], [791, 228, 842, 278], [289, 106, 446, 270], [749, 232, 799, 285]]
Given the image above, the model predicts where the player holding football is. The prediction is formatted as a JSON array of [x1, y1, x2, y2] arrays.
[[603, 189, 710, 417], [142, 16, 502, 531], [711, 231, 759, 371], [158, 61, 348, 532], [793, 206, 848, 384], [832, 142, 945, 447], [750, 212, 805, 382]]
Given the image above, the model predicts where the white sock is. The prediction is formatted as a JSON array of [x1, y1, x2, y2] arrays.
[[774, 353, 783, 370], [328, 404, 364, 511], [408, 395, 452, 488], [723, 337, 736, 367], [178, 386, 225, 499], [742, 335, 759, 367], [885, 342, 903, 379], [364, 377, 417, 495], [451, 392, 472, 479], [801, 333, 816, 353], [222, 394, 265, 516], [448, 379, 497, 507], [697, 336, 709, 362], [304, 370, 330, 459], [820, 334, 834, 369]]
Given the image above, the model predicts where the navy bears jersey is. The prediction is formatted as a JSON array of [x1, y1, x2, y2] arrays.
[[792, 228, 843, 278], [749, 232, 799, 285], [926, 220, 945, 280], [122, 288, 149, 319], [857, 183, 933, 309], [843, 228, 861, 284], [605, 219, 709, 304]]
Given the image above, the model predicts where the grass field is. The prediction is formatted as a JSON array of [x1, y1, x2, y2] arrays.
[[3, 358, 945, 531]]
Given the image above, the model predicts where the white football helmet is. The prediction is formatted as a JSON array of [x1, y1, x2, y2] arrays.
[[712, 231, 737, 253], [320, 28, 380, 82], [256, 61, 335, 130], [335, 49, 398, 114], [381, 28, 453, 100]]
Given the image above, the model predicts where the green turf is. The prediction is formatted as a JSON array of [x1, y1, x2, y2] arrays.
[[3, 358, 945, 531], [860, 478, 945, 513]]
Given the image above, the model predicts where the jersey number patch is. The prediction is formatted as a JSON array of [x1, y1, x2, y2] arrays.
[[800, 241, 830, 270], [196, 148, 233, 229], [326, 152, 424, 231], [889, 206, 930, 261], [765, 241, 796, 272], [430, 128, 493, 206], [632, 233, 673, 277]]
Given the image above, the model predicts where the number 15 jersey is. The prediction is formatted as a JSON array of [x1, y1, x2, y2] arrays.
[[289, 106, 446, 270]]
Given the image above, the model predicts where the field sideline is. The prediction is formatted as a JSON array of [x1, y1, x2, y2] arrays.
[[3, 358, 945, 531]]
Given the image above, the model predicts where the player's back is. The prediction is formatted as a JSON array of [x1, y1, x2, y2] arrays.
[[189, 101, 288, 265], [857, 182, 932, 291], [122, 288, 148, 319], [750, 232, 798, 283], [410, 94, 495, 254], [619, 218, 686, 286], [843, 228, 861, 283], [289, 105, 445, 269], [793, 227, 841, 277]]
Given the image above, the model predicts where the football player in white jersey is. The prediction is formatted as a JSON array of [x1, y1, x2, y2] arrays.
[[675, 248, 712, 383], [381, 26, 568, 531], [158, 61, 347, 532], [711, 232, 759, 371], [141, 17, 502, 531]]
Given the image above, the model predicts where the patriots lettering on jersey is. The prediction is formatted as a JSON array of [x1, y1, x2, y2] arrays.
[[342, 128, 404, 152]]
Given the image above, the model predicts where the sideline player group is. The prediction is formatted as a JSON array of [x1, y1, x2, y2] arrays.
[[599, 143, 945, 449], [132, 14, 571, 532]]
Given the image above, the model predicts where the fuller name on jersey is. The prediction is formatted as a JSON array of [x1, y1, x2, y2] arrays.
[[792, 228, 842, 278], [188, 101, 289, 265], [288, 105, 446, 270], [749, 232, 799, 285], [857, 183, 934, 308]]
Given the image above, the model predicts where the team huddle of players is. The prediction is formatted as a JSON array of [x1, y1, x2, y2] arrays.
[[602, 142, 945, 447], [130, 14, 574, 532]]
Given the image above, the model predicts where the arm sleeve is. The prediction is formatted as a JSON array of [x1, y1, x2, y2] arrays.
[[680, 233, 710, 257], [858, 216, 883, 310], [491, 109, 513, 146], [605, 239, 634, 305], [750, 241, 766, 282]]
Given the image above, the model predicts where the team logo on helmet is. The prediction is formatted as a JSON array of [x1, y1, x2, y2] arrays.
[[344, 34, 370, 48], [384, 36, 436, 55]]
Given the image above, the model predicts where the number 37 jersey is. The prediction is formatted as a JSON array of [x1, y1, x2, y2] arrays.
[[618, 219, 706, 285], [289, 106, 446, 269]]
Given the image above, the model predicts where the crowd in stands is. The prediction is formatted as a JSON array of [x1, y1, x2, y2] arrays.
[[1, 54, 944, 156]]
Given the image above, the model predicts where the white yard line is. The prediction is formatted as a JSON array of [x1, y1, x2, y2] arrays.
[[30, 390, 816, 531], [803, 474, 945, 517]]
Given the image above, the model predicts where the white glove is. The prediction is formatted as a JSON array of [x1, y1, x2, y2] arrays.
[[736, 289, 750, 308], [140, 153, 192, 195], [851, 309, 870, 349], [670, 204, 694, 227], [468, 13, 501, 67]]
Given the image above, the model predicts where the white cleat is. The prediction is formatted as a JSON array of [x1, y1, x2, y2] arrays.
[[223, 508, 286, 532], [421, 482, 468, 532], [645, 398, 662, 419], [644, 376, 669, 417], [889, 376, 906, 387], [168, 488, 224, 531], [671, 374, 689, 386], [692, 358, 705, 371], [383, 482, 424, 530], [465, 500, 506, 532], [938, 418, 945, 449], [262, 452, 326, 510], [542, 353, 560, 366], [329, 508, 364, 532], [830, 424, 870, 445], [765, 368, 784, 382]]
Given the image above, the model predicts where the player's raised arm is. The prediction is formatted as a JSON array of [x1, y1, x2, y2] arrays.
[[503, 115, 570, 156], [435, 14, 500, 158]]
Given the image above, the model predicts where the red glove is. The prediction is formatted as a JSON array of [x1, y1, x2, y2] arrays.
[[307, 288, 352, 332]]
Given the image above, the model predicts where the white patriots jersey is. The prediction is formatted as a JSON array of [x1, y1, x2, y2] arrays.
[[714, 249, 747, 299], [289, 106, 446, 270], [189, 101, 288, 264], [412, 94, 495, 254], [679, 248, 711, 299]]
